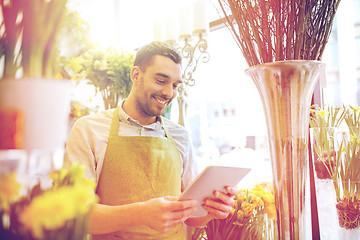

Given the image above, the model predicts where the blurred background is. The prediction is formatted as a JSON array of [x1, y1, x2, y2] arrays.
[[2, 0, 359, 186], [63, 0, 360, 186]]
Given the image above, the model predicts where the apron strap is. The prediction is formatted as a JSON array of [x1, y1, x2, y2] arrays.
[[160, 116, 177, 145], [109, 106, 120, 137]]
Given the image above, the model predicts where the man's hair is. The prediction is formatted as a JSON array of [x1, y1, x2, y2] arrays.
[[134, 41, 182, 71]]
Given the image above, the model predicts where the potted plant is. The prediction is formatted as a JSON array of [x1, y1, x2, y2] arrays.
[[0, 0, 71, 150], [334, 106, 360, 231], [310, 104, 360, 237], [310, 104, 346, 179], [64, 48, 134, 110]]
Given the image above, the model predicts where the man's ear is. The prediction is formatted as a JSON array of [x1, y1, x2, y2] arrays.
[[131, 66, 141, 85]]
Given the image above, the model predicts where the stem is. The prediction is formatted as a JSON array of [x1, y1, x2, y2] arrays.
[[216, 0, 339, 66]]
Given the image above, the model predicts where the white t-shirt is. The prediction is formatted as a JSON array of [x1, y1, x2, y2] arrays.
[[64, 103, 198, 191]]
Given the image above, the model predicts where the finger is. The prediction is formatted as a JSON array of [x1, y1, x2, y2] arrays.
[[225, 186, 237, 196], [202, 204, 230, 219], [162, 197, 197, 211], [213, 191, 235, 206], [170, 206, 197, 220], [204, 198, 233, 215], [172, 199, 197, 211]]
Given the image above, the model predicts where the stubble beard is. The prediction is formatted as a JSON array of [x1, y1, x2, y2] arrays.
[[135, 96, 167, 119]]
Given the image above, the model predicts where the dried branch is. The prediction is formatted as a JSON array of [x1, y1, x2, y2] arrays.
[[216, 0, 341, 67]]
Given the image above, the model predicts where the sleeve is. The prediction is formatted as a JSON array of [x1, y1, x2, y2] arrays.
[[181, 131, 200, 192], [64, 118, 97, 180]]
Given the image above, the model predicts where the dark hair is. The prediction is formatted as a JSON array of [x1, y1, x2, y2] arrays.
[[134, 41, 182, 71]]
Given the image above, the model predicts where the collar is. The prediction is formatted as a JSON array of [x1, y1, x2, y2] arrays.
[[118, 100, 163, 130]]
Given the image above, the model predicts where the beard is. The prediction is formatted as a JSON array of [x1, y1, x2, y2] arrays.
[[136, 86, 171, 118], [139, 94, 170, 117]]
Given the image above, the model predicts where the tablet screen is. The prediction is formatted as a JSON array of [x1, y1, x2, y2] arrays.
[[179, 165, 251, 218]]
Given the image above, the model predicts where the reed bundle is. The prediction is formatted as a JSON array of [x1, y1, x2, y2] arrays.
[[217, 0, 341, 67]]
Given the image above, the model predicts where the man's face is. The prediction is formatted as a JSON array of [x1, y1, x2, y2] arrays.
[[134, 55, 182, 119]]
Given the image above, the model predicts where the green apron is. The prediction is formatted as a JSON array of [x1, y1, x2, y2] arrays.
[[93, 107, 185, 240]]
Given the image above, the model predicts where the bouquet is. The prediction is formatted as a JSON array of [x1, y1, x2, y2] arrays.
[[0, 163, 98, 240], [192, 183, 277, 240]]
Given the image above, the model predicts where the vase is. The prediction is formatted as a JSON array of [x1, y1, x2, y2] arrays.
[[246, 60, 323, 239], [0, 78, 70, 151], [0, 78, 71, 188]]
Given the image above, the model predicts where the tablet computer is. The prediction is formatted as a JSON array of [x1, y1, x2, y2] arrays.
[[178, 165, 251, 218]]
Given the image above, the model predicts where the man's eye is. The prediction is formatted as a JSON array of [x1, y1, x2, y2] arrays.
[[157, 79, 165, 84]]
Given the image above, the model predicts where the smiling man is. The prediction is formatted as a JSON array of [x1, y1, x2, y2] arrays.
[[65, 41, 235, 240]]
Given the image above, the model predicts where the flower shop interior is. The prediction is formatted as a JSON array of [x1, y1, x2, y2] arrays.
[[1, 0, 360, 239]]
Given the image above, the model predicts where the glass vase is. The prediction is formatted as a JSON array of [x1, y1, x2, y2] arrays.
[[246, 60, 323, 239]]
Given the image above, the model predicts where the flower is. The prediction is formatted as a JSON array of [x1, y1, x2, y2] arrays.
[[318, 110, 326, 118], [0, 173, 21, 211], [192, 183, 277, 240], [19, 183, 97, 239], [265, 204, 276, 219], [240, 202, 255, 218], [0, 163, 98, 240]]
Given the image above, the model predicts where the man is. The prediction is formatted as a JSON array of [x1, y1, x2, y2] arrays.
[[65, 41, 235, 239]]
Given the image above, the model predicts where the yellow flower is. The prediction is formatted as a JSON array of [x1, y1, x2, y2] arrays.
[[236, 190, 247, 202], [259, 192, 274, 206], [236, 209, 246, 220], [350, 134, 360, 144], [19, 190, 72, 238], [194, 181, 276, 240], [241, 202, 255, 218], [354, 105, 360, 113], [265, 204, 276, 219], [0, 173, 21, 210], [250, 184, 275, 207], [318, 110, 326, 118], [228, 206, 236, 218], [258, 182, 274, 193], [53, 162, 84, 179], [49, 168, 67, 183], [250, 195, 264, 207], [19, 183, 97, 239]]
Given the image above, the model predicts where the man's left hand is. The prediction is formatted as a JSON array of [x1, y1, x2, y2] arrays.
[[184, 186, 236, 228], [202, 186, 236, 220]]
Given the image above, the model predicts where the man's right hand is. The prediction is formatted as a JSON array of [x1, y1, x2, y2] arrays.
[[141, 196, 197, 233]]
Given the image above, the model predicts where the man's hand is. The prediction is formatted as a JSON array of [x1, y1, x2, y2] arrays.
[[202, 186, 236, 219], [141, 196, 197, 233], [185, 186, 236, 228]]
